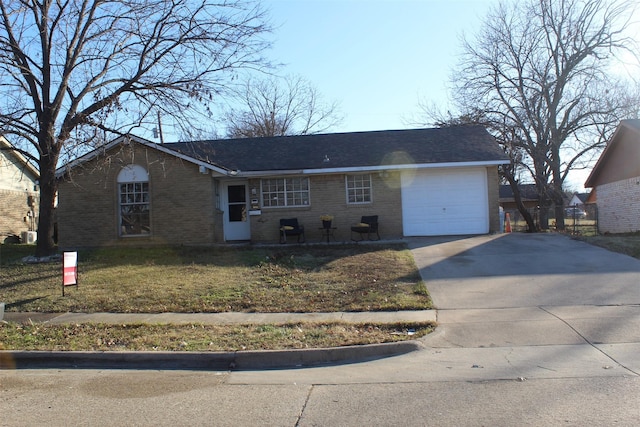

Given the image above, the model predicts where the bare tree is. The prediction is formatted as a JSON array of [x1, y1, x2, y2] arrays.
[[425, 108, 539, 232], [0, 0, 271, 256], [452, 0, 639, 230], [224, 74, 342, 138]]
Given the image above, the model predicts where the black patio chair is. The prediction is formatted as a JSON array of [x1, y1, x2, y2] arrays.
[[350, 215, 380, 241], [279, 218, 305, 243]]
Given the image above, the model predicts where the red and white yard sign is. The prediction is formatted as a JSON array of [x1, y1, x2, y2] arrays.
[[63, 252, 78, 295]]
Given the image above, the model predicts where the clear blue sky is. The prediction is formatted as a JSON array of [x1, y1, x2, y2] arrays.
[[262, 0, 600, 190], [264, 0, 496, 132]]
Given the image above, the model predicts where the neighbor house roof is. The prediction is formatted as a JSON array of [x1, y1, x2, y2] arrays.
[[56, 126, 510, 178], [163, 126, 509, 175], [569, 192, 590, 205], [0, 135, 39, 179], [499, 184, 538, 202], [585, 119, 640, 188]]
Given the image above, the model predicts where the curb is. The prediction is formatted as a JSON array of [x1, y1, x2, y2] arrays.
[[1, 340, 424, 371]]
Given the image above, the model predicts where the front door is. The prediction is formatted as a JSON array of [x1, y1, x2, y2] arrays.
[[223, 182, 251, 241]]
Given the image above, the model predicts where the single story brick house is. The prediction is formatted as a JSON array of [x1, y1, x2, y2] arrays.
[[585, 119, 640, 234], [0, 136, 39, 243], [55, 126, 509, 247]]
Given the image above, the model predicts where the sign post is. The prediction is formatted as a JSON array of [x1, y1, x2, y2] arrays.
[[62, 251, 78, 296]]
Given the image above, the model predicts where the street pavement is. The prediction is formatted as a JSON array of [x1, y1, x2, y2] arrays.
[[1, 233, 639, 426]]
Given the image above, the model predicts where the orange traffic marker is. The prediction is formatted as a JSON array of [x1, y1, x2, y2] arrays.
[[505, 212, 512, 233]]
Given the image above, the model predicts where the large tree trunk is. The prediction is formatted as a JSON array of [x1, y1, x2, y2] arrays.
[[531, 153, 551, 230], [35, 145, 59, 257], [552, 184, 566, 231], [550, 152, 566, 231], [538, 199, 550, 230], [504, 172, 536, 232]]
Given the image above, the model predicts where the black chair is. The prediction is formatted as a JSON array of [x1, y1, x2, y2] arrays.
[[279, 218, 305, 243], [350, 215, 380, 241]]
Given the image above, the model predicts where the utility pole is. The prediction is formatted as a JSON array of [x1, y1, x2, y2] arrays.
[[155, 111, 165, 144]]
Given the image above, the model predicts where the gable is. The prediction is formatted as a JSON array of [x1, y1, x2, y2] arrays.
[[0, 137, 39, 191], [585, 119, 640, 188], [55, 135, 230, 178]]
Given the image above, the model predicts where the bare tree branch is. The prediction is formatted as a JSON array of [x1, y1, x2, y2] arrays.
[[450, 0, 640, 230], [223, 74, 343, 138], [0, 0, 272, 255]]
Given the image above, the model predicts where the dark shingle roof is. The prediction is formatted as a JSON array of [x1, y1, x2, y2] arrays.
[[499, 184, 538, 201], [164, 126, 508, 172]]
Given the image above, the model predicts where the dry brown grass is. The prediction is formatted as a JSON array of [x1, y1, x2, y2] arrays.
[[0, 243, 433, 351], [0, 244, 431, 313], [0, 321, 434, 352], [576, 232, 640, 259]]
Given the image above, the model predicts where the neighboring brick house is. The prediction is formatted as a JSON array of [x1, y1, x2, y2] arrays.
[[55, 126, 509, 247], [585, 119, 640, 234], [0, 136, 39, 243]]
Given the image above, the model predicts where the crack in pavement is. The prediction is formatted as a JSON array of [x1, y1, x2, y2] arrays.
[[539, 306, 640, 376]]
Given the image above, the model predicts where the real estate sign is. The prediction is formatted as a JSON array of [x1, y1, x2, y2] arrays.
[[62, 252, 78, 296]]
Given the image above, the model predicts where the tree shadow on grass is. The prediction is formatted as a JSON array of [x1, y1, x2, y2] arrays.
[[5, 296, 47, 310]]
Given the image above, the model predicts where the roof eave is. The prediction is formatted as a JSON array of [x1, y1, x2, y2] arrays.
[[233, 159, 509, 177], [584, 120, 639, 188], [55, 135, 231, 178]]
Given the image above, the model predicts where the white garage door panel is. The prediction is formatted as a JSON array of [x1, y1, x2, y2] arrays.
[[402, 168, 489, 236]]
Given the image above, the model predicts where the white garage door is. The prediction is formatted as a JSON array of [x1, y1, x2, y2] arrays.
[[401, 167, 489, 236]]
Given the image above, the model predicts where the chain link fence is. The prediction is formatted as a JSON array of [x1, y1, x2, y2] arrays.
[[503, 204, 598, 236]]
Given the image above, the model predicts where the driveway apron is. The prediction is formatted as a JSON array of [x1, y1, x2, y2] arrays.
[[408, 233, 640, 309], [408, 233, 640, 356]]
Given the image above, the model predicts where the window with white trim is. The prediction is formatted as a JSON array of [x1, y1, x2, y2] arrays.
[[346, 174, 372, 204], [261, 177, 310, 207], [117, 165, 150, 236]]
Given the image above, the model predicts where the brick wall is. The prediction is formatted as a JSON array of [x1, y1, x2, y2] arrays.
[[0, 189, 39, 239], [596, 176, 640, 233], [249, 172, 403, 243], [57, 142, 216, 248], [248, 167, 501, 243], [58, 142, 504, 247]]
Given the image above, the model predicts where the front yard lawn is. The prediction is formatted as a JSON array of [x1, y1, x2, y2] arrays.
[[0, 243, 432, 313], [0, 243, 432, 352]]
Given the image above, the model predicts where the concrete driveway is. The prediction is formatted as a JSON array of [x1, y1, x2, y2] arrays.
[[408, 233, 640, 309], [408, 233, 640, 356]]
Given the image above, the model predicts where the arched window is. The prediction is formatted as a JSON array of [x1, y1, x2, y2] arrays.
[[117, 165, 150, 236]]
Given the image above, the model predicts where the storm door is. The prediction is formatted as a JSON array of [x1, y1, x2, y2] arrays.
[[223, 182, 250, 241]]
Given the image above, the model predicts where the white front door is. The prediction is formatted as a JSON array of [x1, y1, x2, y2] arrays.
[[223, 182, 251, 241]]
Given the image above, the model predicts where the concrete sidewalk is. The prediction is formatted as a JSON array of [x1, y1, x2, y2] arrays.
[[2, 310, 435, 326]]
